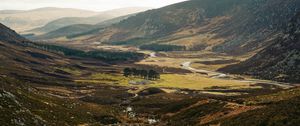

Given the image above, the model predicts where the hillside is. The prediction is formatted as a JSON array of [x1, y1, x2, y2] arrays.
[[220, 12, 300, 83], [84, 0, 300, 55], [0, 7, 99, 32], [32, 24, 95, 40], [0, 23, 73, 82], [32, 14, 134, 40], [28, 7, 150, 35], [0, 23, 146, 125], [0, 23, 85, 125], [0, 23, 27, 42]]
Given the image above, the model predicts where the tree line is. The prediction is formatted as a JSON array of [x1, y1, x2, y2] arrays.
[[123, 68, 160, 80], [139, 44, 186, 51], [25, 42, 144, 62]]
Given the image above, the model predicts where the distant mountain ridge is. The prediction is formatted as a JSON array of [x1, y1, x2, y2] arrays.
[[32, 14, 135, 40], [0, 7, 99, 32], [0, 10, 24, 14], [28, 7, 151, 35]]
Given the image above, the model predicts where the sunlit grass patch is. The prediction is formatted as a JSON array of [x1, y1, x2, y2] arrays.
[[75, 73, 147, 86], [55, 67, 82, 76], [75, 72, 257, 91], [151, 74, 255, 90], [76, 73, 126, 85]]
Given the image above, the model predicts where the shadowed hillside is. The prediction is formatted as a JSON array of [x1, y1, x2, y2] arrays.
[[220, 12, 300, 83]]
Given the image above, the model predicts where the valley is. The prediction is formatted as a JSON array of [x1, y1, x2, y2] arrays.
[[1, 27, 296, 125], [1, 0, 300, 125]]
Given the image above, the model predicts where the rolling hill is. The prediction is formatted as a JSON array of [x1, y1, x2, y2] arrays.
[[28, 7, 151, 35], [0, 10, 23, 14], [83, 0, 300, 55], [31, 14, 134, 40], [0, 7, 99, 32]]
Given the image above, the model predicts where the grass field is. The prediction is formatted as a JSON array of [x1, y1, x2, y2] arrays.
[[74, 72, 258, 91], [65, 50, 278, 93], [151, 74, 257, 90], [55, 67, 82, 76], [75, 73, 129, 85]]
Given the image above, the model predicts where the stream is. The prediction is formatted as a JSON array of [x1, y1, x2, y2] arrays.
[[181, 61, 293, 89]]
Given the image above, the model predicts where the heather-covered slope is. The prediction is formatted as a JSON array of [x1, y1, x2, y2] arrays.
[[0, 23, 144, 82], [0, 23, 27, 42], [0, 23, 97, 125], [220, 12, 300, 83], [86, 0, 300, 55], [0, 23, 75, 83], [0, 23, 140, 125]]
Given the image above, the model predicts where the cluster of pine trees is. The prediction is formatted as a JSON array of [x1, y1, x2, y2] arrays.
[[123, 68, 160, 80]]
